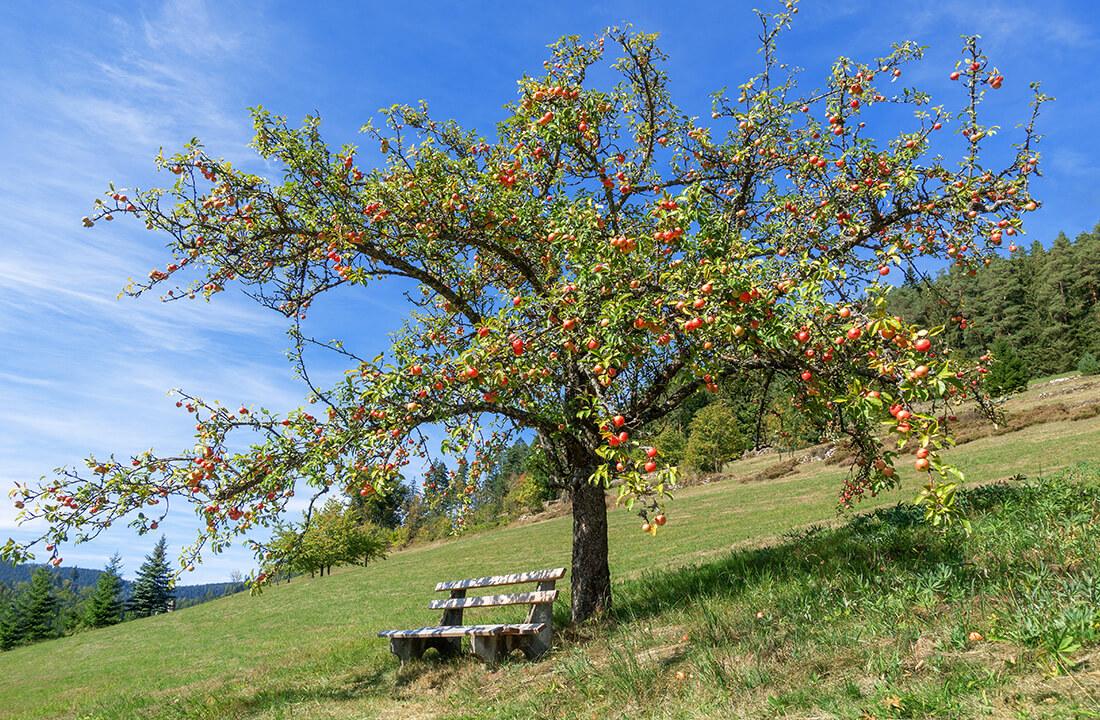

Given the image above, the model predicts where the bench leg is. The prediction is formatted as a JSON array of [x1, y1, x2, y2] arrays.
[[521, 581, 555, 661], [389, 637, 427, 664], [470, 635, 502, 665], [517, 633, 551, 660], [426, 637, 462, 658]]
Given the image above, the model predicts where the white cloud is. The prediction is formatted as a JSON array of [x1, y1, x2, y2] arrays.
[[141, 0, 243, 59], [1048, 147, 1100, 178], [0, 371, 55, 389], [906, 3, 1094, 52], [0, 0, 291, 582]]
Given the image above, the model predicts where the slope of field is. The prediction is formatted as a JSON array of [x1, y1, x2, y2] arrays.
[[1, 376, 1098, 719]]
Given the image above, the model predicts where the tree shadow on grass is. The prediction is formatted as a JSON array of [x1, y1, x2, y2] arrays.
[[208, 664, 393, 718], [392, 647, 473, 687], [611, 496, 987, 625]]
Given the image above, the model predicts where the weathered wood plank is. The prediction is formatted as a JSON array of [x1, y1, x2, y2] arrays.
[[470, 634, 502, 665], [388, 637, 425, 663], [434, 567, 566, 592], [377, 623, 545, 639], [427, 590, 557, 610], [439, 588, 466, 627], [523, 579, 556, 659], [382, 567, 565, 665]]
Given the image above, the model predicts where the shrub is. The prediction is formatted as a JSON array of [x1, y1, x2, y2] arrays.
[[389, 524, 414, 549], [684, 402, 744, 473], [503, 472, 551, 517], [416, 513, 455, 543], [1078, 352, 1100, 376], [652, 425, 687, 466], [985, 339, 1031, 396]]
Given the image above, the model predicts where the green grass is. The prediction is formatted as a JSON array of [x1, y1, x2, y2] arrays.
[[529, 470, 1100, 719], [2, 382, 1099, 719]]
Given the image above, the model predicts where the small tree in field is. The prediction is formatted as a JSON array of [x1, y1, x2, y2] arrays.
[[503, 472, 552, 517], [3, 6, 1047, 623], [17, 569, 59, 643], [684, 402, 744, 473], [984, 339, 1030, 397], [1077, 352, 1100, 376], [84, 553, 125, 628], [273, 500, 387, 577], [0, 599, 19, 650], [651, 425, 687, 466], [129, 537, 174, 617]]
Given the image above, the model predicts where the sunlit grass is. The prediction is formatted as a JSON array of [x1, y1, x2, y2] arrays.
[[0, 378, 1098, 719]]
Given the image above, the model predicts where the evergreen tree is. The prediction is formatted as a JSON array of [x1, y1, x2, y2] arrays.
[[48, 565, 90, 635], [986, 339, 1031, 397], [84, 554, 125, 628], [888, 227, 1100, 379], [1078, 352, 1100, 376], [977, 258, 1033, 351], [129, 537, 174, 617], [1029, 233, 1078, 375], [1070, 228, 1100, 356], [17, 568, 59, 642], [0, 597, 20, 650], [479, 440, 531, 513], [351, 477, 413, 530]]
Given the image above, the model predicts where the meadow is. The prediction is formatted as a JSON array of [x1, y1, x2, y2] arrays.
[[1, 375, 1098, 719]]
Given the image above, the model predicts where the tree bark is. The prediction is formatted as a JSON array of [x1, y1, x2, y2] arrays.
[[569, 475, 612, 623]]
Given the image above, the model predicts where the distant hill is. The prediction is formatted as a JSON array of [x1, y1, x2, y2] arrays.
[[0, 561, 244, 605]]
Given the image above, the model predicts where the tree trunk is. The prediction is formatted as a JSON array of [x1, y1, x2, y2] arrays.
[[569, 475, 612, 623]]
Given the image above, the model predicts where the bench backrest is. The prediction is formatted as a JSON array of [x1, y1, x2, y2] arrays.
[[432, 567, 565, 628]]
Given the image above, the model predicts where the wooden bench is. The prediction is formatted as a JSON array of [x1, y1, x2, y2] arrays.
[[378, 567, 565, 664]]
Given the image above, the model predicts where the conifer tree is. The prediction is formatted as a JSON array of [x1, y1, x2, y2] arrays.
[[986, 339, 1031, 397], [1077, 352, 1100, 376], [17, 568, 59, 642], [1030, 233, 1078, 374], [350, 478, 412, 530], [887, 228, 1100, 378], [129, 537, 174, 617], [0, 598, 20, 650], [84, 554, 125, 628], [1070, 228, 1100, 356]]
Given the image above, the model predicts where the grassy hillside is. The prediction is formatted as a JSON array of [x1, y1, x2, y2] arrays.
[[2, 376, 1099, 719]]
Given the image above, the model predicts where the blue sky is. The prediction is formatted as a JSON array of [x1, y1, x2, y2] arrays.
[[1, 0, 1097, 583]]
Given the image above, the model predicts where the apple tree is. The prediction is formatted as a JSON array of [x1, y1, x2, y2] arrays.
[[4, 6, 1046, 623]]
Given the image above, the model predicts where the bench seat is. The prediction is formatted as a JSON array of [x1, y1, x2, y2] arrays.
[[378, 623, 544, 639], [379, 566, 564, 665]]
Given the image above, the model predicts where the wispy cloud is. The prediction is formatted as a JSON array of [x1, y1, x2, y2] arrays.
[[0, 371, 55, 389], [141, 0, 243, 59], [906, 3, 1094, 52], [0, 0, 290, 582]]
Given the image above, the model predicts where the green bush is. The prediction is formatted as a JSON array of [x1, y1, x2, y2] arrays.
[[684, 401, 744, 473], [652, 424, 687, 466], [389, 524, 414, 548], [418, 514, 455, 542], [503, 472, 551, 516], [1078, 352, 1100, 376], [985, 339, 1031, 396]]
